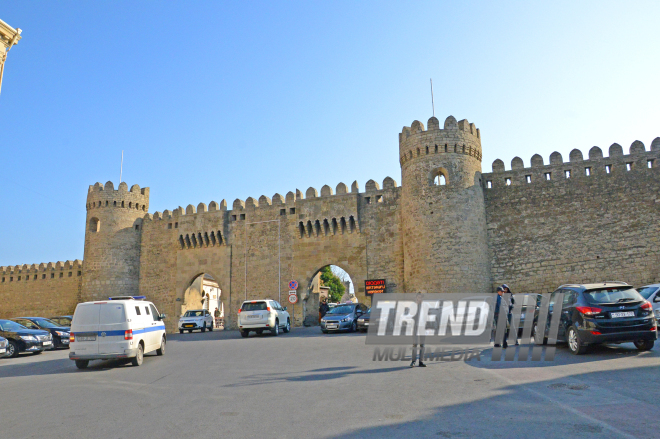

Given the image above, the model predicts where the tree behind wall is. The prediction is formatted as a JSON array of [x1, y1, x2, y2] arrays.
[[320, 266, 345, 302]]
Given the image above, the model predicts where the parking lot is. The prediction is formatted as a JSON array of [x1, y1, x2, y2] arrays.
[[1, 327, 659, 438]]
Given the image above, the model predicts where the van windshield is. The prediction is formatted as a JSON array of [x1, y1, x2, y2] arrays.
[[241, 302, 267, 311]]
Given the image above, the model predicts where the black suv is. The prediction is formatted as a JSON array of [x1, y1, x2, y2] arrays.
[[0, 319, 53, 357], [535, 282, 657, 355]]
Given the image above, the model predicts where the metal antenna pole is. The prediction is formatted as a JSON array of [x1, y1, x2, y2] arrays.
[[430, 78, 435, 117], [119, 150, 124, 183]]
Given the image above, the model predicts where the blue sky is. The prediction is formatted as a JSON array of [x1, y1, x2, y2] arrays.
[[1, 1, 659, 266]]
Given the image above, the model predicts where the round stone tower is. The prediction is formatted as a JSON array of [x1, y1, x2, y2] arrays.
[[399, 115, 491, 294], [82, 181, 149, 302]]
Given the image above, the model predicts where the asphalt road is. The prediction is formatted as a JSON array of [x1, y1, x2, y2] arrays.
[[1, 327, 659, 439]]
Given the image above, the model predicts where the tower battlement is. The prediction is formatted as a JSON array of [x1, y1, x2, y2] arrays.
[[399, 116, 482, 167], [86, 181, 150, 212]]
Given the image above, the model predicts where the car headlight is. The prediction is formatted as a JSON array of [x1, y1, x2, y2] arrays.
[[20, 335, 37, 342], [0, 340, 6, 348], [55, 331, 69, 337], [342, 317, 351, 322]]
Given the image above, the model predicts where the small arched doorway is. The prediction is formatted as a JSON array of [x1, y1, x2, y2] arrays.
[[304, 265, 356, 326], [182, 273, 226, 330]]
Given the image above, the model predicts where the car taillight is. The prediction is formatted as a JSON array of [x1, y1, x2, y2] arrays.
[[591, 331, 602, 335], [267, 307, 271, 312], [576, 306, 602, 316], [238, 309, 242, 314], [70, 333, 75, 342], [124, 329, 133, 340], [641, 301, 652, 310], [651, 326, 657, 331]]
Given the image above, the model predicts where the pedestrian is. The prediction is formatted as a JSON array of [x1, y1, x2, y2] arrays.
[[214, 307, 221, 328], [319, 297, 330, 323], [494, 285, 516, 348], [410, 292, 427, 368]]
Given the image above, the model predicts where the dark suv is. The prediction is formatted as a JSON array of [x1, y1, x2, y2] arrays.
[[535, 282, 657, 355]]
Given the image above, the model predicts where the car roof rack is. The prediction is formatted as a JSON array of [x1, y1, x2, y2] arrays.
[[108, 295, 146, 301]]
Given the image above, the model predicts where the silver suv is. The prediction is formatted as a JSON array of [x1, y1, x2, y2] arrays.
[[238, 299, 291, 337]]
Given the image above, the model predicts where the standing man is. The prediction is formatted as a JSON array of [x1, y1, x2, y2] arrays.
[[410, 292, 427, 368], [494, 285, 516, 348], [319, 298, 329, 323], [214, 307, 221, 328]]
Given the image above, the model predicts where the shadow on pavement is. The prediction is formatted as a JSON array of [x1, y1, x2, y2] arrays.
[[330, 363, 660, 439]]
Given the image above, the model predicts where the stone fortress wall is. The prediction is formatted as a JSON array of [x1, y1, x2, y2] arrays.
[[1, 114, 659, 333], [484, 137, 660, 295], [0, 260, 82, 318]]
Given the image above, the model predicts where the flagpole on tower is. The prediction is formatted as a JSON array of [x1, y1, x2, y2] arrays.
[[430, 78, 435, 118], [119, 150, 123, 184]]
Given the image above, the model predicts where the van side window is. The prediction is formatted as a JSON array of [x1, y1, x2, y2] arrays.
[[149, 304, 159, 322], [145, 306, 150, 315], [135, 306, 141, 315]]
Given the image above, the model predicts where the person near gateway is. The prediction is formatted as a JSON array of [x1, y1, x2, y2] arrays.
[[214, 306, 221, 328], [410, 292, 427, 368], [494, 285, 516, 348], [319, 297, 330, 323]]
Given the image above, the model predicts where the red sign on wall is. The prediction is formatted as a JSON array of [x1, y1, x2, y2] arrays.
[[365, 279, 386, 295]]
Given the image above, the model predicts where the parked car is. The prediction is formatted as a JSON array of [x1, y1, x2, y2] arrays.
[[320, 303, 369, 333], [533, 282, 657, 355], [637, 284, 660, 320], [238, 299, 290, 337], [9, 317, 70, 349], [0, 319, 53, 357], [49, 315, 73, 327], [69, 295, 166, 369], [178, 309, 214, 333], [0, 336, 8, 358], [357, 308, 371, 332]]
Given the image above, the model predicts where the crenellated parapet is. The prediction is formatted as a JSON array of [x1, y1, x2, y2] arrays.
[[86, 181, 150, 212], [484, 137, 660, 189], [399, 115, 482, 167], [1, 260, 83, 282]]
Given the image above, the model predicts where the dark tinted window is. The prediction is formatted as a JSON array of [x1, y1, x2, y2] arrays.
[[584, 288, 643, 304], [328, 305, 355, 314], [241, 302, 268, 311], [637, 286, 659, 299], [145, 306, 150, 315], [0, 320, 27, 331], [135, 306, 141, 315], [563, 290, 577, 306]]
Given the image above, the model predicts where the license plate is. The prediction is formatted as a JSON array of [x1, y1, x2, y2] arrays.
[[184, 324, 194, 327], [42, 341, 52, 346], [610, 311, 635, 318], [247, 315, 260, 319], [327, 325, 338, 329], [78, 336, 96, 341], [0, 348, 5, 354], [364, 322, 369, 326]]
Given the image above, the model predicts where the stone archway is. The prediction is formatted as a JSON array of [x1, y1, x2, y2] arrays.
[[301, 264, 362, 326], [177, 270, 231, 331]]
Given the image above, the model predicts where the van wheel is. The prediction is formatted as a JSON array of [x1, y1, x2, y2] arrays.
[[179, 329, 183, 334], [131, 343, 144, 366], [240, 330, 249, 338], [283, 318, 291, 333], [634, 339, 654, 351], [271, 320, 279, 336], [7, 340, 18, 358], [75, 360, 89, 369], [567, 327, 587, 355], [156, 337, 166, 356]]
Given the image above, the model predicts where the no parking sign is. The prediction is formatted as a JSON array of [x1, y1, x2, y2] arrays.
[[288, 280, 298, 290]]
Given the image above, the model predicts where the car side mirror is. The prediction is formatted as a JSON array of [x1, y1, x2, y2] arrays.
[[283, 306, 287, 311], [159, 313, 167, 320]]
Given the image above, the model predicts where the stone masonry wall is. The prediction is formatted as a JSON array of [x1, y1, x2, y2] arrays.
[[0, 260, 82, 318], [484, 138, 660, 294]]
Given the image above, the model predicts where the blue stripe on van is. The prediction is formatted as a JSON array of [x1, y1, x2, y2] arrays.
[[93, 324, 165, 337]]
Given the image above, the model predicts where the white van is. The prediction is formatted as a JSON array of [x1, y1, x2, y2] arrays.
[[69, 296, 166, 369]]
